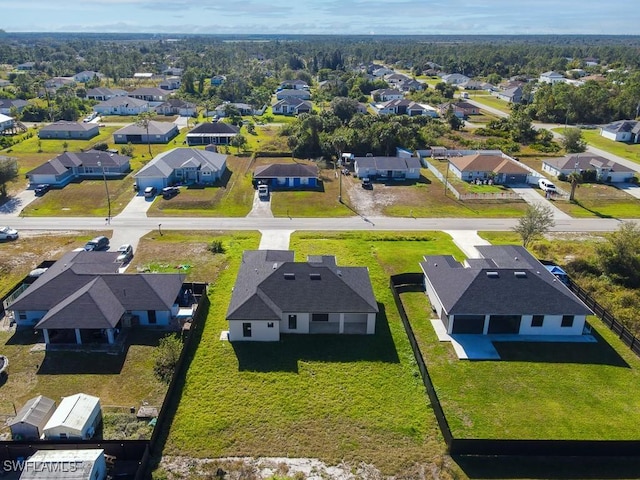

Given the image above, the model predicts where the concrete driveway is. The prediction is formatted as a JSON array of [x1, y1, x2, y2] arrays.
[[247, 191, 274, 218], [510, 184, 572, 220], [0, 188, 39, 217], [115, 192, 157, 219]]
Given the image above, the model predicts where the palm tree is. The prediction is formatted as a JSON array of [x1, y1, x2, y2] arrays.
[[135, 111, 155, 157], [568, 171, 582, 202]]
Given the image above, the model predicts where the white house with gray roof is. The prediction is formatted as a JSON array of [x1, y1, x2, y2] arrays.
[[600, 120, 640, 143], [542, 154, 635, 183], [226, 250, 378, 341], [354, 156, 422, 181], [134, 147, 227, 190], [113, 120, 178, 145], [420, 245, 592, 337], [38, 121, 99, 140], [93, 96, 149, 116]]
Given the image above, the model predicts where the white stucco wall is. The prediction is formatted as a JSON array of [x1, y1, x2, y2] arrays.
[[280, 312, 310, 334], [518, 314, 586, 335], [228, 319, 280, 341]]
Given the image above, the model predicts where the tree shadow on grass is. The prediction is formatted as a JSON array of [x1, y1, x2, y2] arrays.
[[454, 454, 640, 479], [492, 328, 629, 368], [571, 199, 614, 219], [232, 303, 399, 373]]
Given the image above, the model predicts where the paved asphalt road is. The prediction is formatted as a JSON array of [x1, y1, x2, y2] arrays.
[[7, 214, 625, 233]]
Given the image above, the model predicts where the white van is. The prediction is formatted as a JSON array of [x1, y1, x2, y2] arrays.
[[538, 178, 557, 192]]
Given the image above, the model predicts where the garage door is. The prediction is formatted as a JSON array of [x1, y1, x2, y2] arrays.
[[135, 178, 166, 191], [488, 315, 521, 334], [452, 315, 485, 334]]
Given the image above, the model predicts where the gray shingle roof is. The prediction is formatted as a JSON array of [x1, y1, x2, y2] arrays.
[[227, 250, 378, 321], [114, 120, 177, 136], [254, 163, 318, 178], [188, 122, 240, 135], [354, 156, 421, 171], [96, 96, 148, 108], [543, 154, 633, 173], [40, 121, 98, 133], [135, 147, 228, 179], [602, 120, 638, 134], [10, 250, 185, 330], [27, 150, 130, 176], [420, 245, 592, 316]]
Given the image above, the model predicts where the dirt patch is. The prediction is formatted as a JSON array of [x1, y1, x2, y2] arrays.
[[344, 177, 396, 217]]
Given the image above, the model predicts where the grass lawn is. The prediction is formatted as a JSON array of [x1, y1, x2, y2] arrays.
[[549, 182, 640, 218], [0, 230, 112, 298], [147, 156, 254, 217], [404, 288, 640, 440], [4, 126, 120, 155], [374, 169, 529, 218], [162, 231, 462, 475], [564, 129, 640, 165], [0, 328, 169, 428], [468, 95, 512, 114]]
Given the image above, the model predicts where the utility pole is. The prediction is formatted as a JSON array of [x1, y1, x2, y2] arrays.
[[97, 161, 111, 223]]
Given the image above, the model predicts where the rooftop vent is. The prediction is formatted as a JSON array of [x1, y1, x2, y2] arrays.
[[514, 271, 527, 278], [284, 273, 295, 280], [486, 271, 499, 278], [310, 273, 321, 280], [272, 263, 278, 270]]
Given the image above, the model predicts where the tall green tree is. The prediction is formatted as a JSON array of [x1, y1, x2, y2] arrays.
[[596, 222, 640, 288], [562, 128, 587, 153], [513, 204, 555, 248], [136, 111, 155, 157], [0, 157, 18, 198]]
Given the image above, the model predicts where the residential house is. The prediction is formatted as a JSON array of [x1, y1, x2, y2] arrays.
[[438, 101, 479, 118], [448, 153, 530, 184], [377, 99, 438, 117], [44, 76, 75, 90], [253, 163, 319, 188], [420, 245, 592, 337], [113, 120, 179, 145], [20, 449, 107, 480], [600, 120, 640, 143], [213, 102, 264, 117], [16, 62, 35, 71], [384, 73, 411, 85], [38, 121, 99, 140], [272, 98, 312, 115], [539, 71, 566, 84], [371, 88, 404, 102], [133, 72, 154, 80], [86, 87, 127, 101], [8, 250, 187, 345], [73, 70, 103, 83], [155, 98, 196, 117], [163, 67, 184, 76], [43, 394, 101, 440], [128, 87, 168, 104], [496, 86, 523, 104], [398, 78, 425, 92], [441, 73, 471, 85], [0, 98, 28, 115], [372, 67, 394, 77], [134, 147, 228, 190], [0, 79, 10, 87], [186, 122, 239, 146], [584, 57, 599, 67], [542, 154, 635, 183], [226, 250, 378, 341], [9, 395, 56, 440], [0, 113, 15, 133], [26, 150, 131, 187], [353, 156, 422, 181], [275, 89, 312, 101], [279, 79, 309, 90], [159, 76, 181, 91], [210, 75, 226, 86], [93, 96, 149, 116]]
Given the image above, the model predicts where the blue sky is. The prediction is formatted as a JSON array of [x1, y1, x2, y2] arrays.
[[0, 0, 637, 35]]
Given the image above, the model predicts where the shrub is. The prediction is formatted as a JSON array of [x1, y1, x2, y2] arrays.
[[120, 144, 134, 156], [93, 142, 109, 151], [153, 334, 183, 383], [208, 240, 225, 254]]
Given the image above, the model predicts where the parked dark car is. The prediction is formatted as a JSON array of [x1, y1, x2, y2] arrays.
[[84, 235, 110, 251], [34, 184, 51, 196], [162, 186, 180, 199], [361, 178, 373, 190]]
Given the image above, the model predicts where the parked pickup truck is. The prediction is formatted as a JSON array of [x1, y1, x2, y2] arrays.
[[258, 184, 269, 200]]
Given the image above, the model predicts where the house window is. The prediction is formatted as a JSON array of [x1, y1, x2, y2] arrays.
[[531, 315, 544, 327], [561, 315, 574, 327], [242, 322, 252, 337], [312, 313, 329, 322], [148, 310, 157, 324], [288, 315, 297, 330], [267, 322, 274, 328], [18, 311, 27, 320]]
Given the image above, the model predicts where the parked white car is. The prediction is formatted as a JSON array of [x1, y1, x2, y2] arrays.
[[538, 178, 557, 192], [0, 226, 18, 240]]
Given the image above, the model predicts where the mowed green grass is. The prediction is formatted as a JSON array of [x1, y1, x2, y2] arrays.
[[467, 95, 513, 114], [402, 291, 640, 440], [164, 231, 461, 474], [568, 129, 640, 165]]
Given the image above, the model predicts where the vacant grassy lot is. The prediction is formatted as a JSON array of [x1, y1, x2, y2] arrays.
[[349, 168, 529, 218], [0, 230, 111, 298], [405, 289, 640, 440], [467, 95, 512, 114], [549, 182, 640, 218], [163, 231, 462, 476]]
